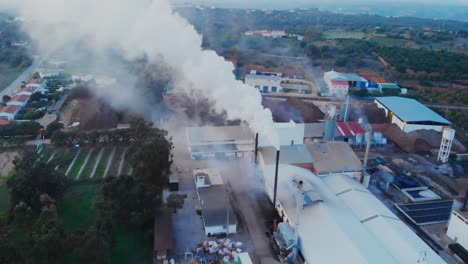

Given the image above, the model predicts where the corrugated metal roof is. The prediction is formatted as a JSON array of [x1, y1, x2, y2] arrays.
[[263, 165, 446, 264], [259, 145, 314, 165], [306, 142, 362, 174], [376, 97, 451, 124], [187, 126, 254, 145]]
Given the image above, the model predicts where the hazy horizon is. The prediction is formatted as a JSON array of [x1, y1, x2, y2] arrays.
[[171, 0, 468, 22]]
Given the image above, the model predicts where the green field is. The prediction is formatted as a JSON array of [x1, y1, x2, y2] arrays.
[[0, 63, 28, 91], [94, 147, 113, 179], [323, 31, 365, 40], [0, 181, 9, 220], [68, 149, 90, 179], [79, 148, 101, 179], [57, 183, 98, 232], [39, 146, 54, 162], [370, 37, 419, 48], [54, 148, 78, 172]]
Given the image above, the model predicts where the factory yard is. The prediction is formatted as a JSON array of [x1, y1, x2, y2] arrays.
[[163, 115, 279, 264]]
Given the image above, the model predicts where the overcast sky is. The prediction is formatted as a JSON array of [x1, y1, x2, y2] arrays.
[[171, 0, 468, 7]]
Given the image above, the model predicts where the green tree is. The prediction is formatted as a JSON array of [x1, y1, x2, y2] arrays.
[[45, 122, 64, 138], [97, 175, 162, 226], [7, 152, 68, 213]]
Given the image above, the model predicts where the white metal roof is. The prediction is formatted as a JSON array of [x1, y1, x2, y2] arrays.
[[263, 165, 445, 264], [186, 126, 254, 146], [376, 97, 451, 124]]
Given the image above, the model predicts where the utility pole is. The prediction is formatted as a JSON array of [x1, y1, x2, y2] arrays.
[[226, 189, 230, 237]]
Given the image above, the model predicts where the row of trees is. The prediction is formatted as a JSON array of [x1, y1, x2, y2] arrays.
[[0, 117, 174, 263]]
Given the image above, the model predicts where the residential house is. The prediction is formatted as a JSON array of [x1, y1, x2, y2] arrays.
[[0, 105, 21, 120], [7, 95, 31, 107], [26, 78, 48, 93], [15, 86, 39, 96]]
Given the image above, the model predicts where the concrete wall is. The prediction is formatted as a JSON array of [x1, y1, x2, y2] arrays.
[[205, 224, 237, 236], [447, 211, 468, 250]]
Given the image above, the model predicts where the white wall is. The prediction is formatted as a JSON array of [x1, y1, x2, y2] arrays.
[[6, 101, 27, 107], [259, 122, 305, 147], [447, 211, 468, 250], [245, 76, 283, 93], [0, 113, 15, 120], [205, 224, 237, 236]]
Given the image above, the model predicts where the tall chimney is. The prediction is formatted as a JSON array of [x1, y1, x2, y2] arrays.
[[361, 132, 372, 187], [254, 133, 259, 164], [273, 150, 280, 209]]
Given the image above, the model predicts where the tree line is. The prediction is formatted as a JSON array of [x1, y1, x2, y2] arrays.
[[0, 117, 173, 263]]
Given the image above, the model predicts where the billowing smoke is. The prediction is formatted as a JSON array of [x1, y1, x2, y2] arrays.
[[0, 0, 280, 148]]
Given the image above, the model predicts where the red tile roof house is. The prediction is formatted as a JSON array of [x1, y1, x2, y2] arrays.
[[15, 86, 39, 96], [0, 119, 11, 126], [6, 94, 31, 107], [25, 78, 48, 93], [0, 105, 21, 120]]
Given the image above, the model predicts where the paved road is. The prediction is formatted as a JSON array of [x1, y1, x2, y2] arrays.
[[0, 56, 44, 97], [424, 104, 468, 110]]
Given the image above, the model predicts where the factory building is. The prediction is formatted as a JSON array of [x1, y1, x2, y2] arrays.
[[244, 74, 283, 93], [186, 126, 254, 160], [306, 142, 362, 177], [258, 121, 305, 147], [375, 97, 452, 133], [262, 164, 445, 264], [194, 169, 237, 236], [447, 209, 468, 251], [324, 70, 369, 96]]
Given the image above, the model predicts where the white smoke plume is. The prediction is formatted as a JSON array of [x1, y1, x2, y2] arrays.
[[0, 0, 280, 148]]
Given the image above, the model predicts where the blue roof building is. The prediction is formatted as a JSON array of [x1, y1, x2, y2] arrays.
[[375, 97, 451, 133]]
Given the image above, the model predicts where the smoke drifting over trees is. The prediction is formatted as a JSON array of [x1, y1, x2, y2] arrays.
[[0, 0, 280, 148]]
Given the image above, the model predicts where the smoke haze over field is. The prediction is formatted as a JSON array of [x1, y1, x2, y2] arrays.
[[0, 0, 280, 148]]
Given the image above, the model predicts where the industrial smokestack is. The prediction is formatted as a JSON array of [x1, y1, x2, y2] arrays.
[[323, 120, 336, 142], [273, 150, 280, 209], [361, 132, 372, 187], [254, 133, 259, 164]]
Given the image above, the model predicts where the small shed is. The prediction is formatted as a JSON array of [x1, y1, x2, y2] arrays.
[[169, 175, 179, 192]]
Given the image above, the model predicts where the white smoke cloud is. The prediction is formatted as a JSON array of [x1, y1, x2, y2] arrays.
[[0, 0, 280, 148]]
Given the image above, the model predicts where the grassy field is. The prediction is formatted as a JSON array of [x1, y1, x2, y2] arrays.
[[323, 31, 365, 40], [370, 37, 419, 48], [54, 148, 78, 173], [58, 183, 98, 232], [79, 148, 101, 179], [68, 149, 90, 179], [0, 180, 10, 220], [0, 63, 27, 91], [94, 147, 113, 179], [39, 146, 54, 162]]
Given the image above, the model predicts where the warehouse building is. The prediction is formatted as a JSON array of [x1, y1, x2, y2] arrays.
[[262, 164, 445, 264], [186, 126, 254, 160], [194, 169, 237, 236], [244, 74, 283, 93], [447, 209, 468, 251], [375, 97, 451, 133]]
